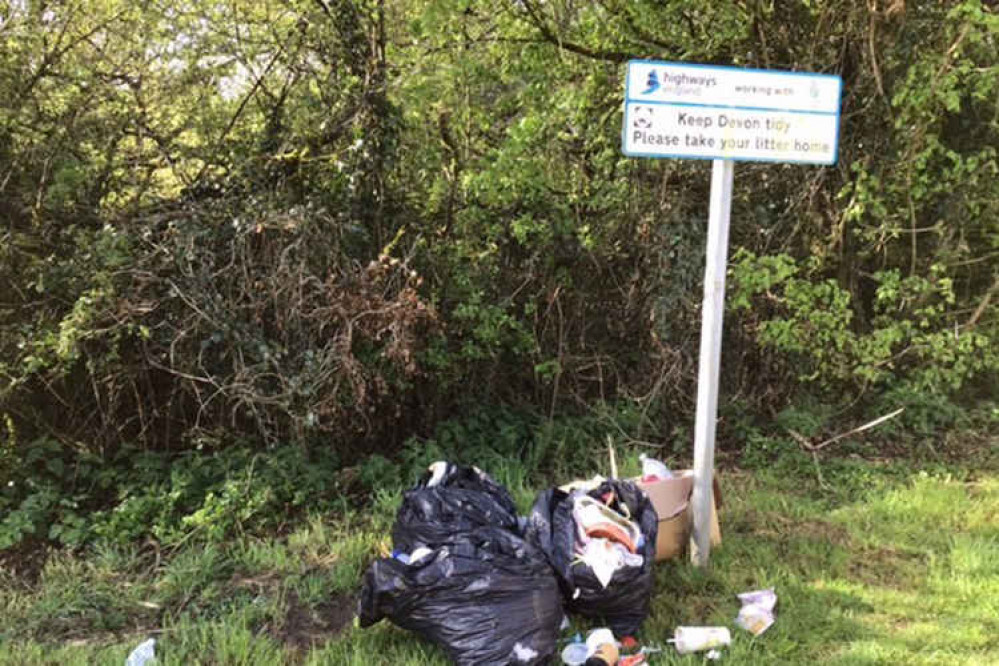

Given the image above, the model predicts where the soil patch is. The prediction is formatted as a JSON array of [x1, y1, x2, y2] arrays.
[[275, 590, 356, 654], [0, 541, 50, 587]]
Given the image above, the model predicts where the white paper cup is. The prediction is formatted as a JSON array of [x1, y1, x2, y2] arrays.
[[673, 626, 732, 654]]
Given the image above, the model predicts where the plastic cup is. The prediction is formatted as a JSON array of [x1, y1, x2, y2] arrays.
[[561, 642, 589, 666]]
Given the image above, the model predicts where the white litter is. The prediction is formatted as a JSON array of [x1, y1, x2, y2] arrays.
[[639, 454, 673, 481], [124, 638, 156, 666], [512, 642, 539, 662], [735, 588, 777, 636], [671, 626, 731, 654], [409, 546, 433, 564], [578, 539, 642, 588], [426, 461, 448, 487]]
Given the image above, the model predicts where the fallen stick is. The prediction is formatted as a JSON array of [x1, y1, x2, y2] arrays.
[[789, 407, 906, 452], [607, 435, 619, 479]]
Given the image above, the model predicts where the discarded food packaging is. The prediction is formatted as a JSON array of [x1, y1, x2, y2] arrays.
[[672, 626, 732, 654], [735, 588, 777, 636]]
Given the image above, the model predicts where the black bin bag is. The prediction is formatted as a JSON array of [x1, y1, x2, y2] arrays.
[[525, 479, 658, 636], [359, 526, 563, 666], [391, 462, 520, 552]]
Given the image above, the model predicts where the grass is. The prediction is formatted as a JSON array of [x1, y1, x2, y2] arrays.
[[1, 435, 997, 664]]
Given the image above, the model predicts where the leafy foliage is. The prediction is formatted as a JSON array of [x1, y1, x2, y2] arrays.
[[0, 440, 343, 550], [730, 251, 997, 393]]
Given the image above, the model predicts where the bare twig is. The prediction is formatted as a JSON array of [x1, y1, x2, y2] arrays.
[[789, 407, 906, 453], [963, 277, 999, 330], [190, 39, 289, 186], [606, 435, 619, 479], [518, 0, 635, 62], [866, 0, 889, 109]]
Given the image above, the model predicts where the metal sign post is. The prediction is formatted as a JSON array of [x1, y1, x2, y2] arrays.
[[690, 159, 733, 567], [621, 60, 841, 566]]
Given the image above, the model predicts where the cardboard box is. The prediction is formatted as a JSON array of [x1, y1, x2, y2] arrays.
[[636, 470, 721, 561]]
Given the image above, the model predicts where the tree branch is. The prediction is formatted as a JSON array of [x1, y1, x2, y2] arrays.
[[519, 0, 635, 63], [789, 407, 906, 453], [963, 277, 999, 330]]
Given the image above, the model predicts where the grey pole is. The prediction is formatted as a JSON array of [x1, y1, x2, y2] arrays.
[[691, 158, 734, 567]]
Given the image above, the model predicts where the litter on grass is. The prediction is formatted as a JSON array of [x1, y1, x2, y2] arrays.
[[585, 627, 618, 660], [615, 635, 648, 665], [526, 479, 658, 636], [362, 460, 684, 663], [359, 463, 563, 666], [560, 641, 588, 665], [391, 462, 520, 553], [735, 588, 777, 636], [124, 638, 156, 666], [671, 626, 732, 654], [619, 635, 638, 650]]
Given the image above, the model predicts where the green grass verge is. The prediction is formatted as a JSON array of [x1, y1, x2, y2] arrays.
[[1, 448, 997, 664]]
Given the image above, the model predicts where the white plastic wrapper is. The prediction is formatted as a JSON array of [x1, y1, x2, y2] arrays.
[[672, 626, 731, 654], [735, 588, 777, 636], [124, 638, 156, 666]]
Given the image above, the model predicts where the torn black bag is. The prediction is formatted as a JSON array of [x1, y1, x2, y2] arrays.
[[359, 526, 563, 666], [525, 479, 658, 636], [391, 462, 520, 552]]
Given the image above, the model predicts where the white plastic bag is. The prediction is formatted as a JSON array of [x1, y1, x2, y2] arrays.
[[124, 638, 156, 666], [639, 454, 672, 482]]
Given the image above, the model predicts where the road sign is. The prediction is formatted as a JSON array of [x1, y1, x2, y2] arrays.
[[621, 61, 842, 567], [623, 61, 841, 165]]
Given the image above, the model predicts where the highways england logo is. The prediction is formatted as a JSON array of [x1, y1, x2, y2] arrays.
[[639, 67, 717, 97]]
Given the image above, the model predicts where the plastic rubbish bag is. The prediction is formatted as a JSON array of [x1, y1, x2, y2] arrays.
[[124, 638, 156, 666], [525, 479, 658, 636], [359, 526, 563, 666], [392, 462, 520, 552]]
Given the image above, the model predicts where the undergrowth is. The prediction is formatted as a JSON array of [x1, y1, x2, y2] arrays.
[[1, 430, 996, 665], [2, 394, 994, 557]]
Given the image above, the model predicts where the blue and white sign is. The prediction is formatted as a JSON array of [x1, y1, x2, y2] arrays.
[[622, 61, 842, 164]]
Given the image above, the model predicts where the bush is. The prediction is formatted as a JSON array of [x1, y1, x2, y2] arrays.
[[730, 251, 998, 399], [1, 441, 342, 550]]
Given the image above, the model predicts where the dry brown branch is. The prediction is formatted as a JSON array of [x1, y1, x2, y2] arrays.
[[789, 407, 906, 453]]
